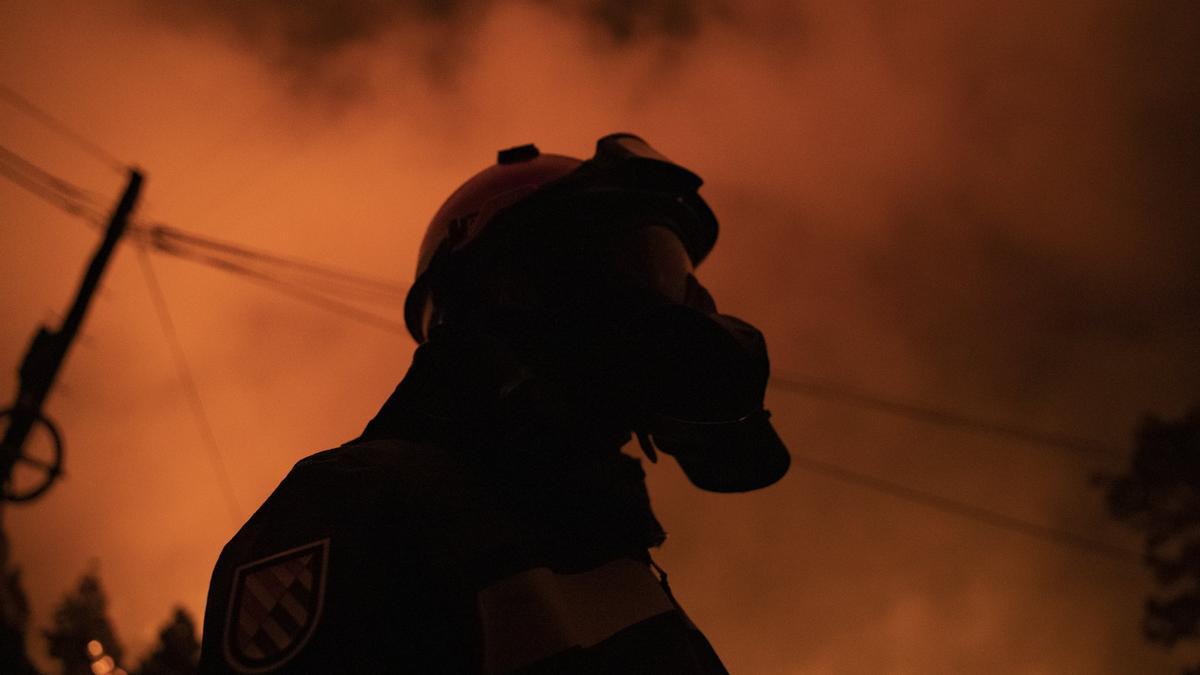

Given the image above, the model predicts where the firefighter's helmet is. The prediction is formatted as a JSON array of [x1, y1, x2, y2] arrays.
[[404, 133, 719, 342]]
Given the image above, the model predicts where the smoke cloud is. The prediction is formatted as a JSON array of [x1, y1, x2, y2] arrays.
[[2, 0, 1197, 672], [141, 0, 731, 98]]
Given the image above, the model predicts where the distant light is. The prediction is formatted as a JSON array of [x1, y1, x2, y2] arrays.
[[91, 655, 115, 675], [87, 640, 103, 657]]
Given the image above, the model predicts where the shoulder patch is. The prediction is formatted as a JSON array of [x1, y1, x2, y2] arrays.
[[223, 539, 330, 673]]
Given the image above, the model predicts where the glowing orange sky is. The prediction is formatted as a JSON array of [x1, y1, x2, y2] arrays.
[[2, 1, 1198, 672]]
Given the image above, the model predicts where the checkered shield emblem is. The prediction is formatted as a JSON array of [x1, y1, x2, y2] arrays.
[[224, 539, 329, 673]]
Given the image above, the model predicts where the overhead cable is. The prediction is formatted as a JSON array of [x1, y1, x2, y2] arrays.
[[135, 243, 243, 526], [769, 374, 1124, 463], [785, 450, 1141, 565], [0, 143, 107, 224], [142, 238, 409, 335], [0, 150, 408, 334], [0, 84, 127, 172], [144, 224, 407, 301]]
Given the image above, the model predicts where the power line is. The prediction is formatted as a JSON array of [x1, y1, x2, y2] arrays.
[[143, 240, 409, 335], [785, 450, 1142, 565], [0, 144, 105, 205], [135, 243, 243, 526], [145, 224, 407, 299], [0, 143, 107, 224], [0, 146, 408, 331], [0, 84, 127, 172], [0, 157, 98, 222], [769, 374, 1124, 463], [0, 137, 403, 336]]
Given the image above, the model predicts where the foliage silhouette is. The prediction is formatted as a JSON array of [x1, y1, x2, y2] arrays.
[[0, 526, 37, 674], [43, 567, 123, 675], [1105, 407, 1200, 669], [134, 607, 200, 675]]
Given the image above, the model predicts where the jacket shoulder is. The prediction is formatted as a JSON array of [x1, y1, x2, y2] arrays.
[[199, 437, 485, 672], [236, 437, 485, 543], [288, 438, 465, 499]]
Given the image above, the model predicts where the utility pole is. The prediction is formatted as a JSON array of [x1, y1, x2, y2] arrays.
[[0, 168, 143, 502]]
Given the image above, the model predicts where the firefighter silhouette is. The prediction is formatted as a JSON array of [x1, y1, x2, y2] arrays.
[[199, 133, 790, 673]]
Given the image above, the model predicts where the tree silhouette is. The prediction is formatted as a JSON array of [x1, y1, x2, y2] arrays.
[[0, 525, 38, 674], [43, 567, 123, 675], [134, 607, 199, 675], [1105, 407, 1200, 664]]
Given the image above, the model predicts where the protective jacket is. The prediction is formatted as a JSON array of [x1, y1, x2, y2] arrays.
[[198, 334, 732, 674]]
